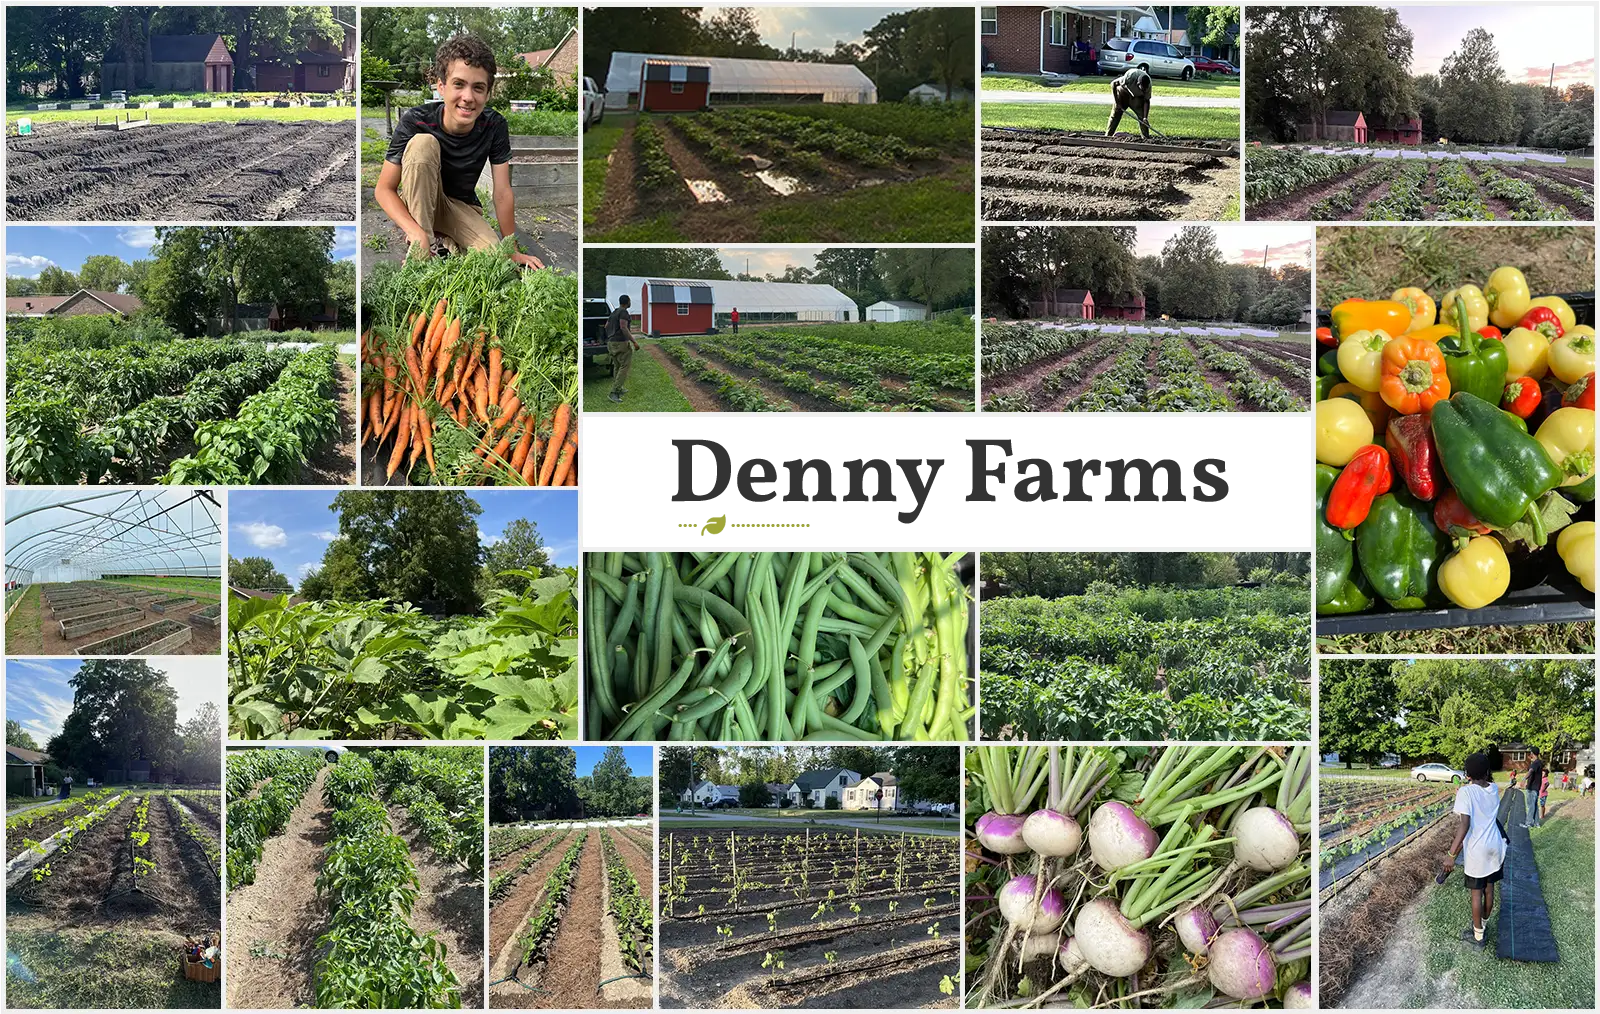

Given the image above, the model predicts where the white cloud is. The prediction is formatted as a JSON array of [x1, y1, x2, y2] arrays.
[[297, 562, 317, 578], [6, 253, 56, 277], [117, 226, 159, 249], [315, 530, 338, 541], [332, 226, 359, 259], [235, 521, 287, 548]]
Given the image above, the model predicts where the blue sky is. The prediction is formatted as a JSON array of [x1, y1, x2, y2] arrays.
[[574, 745, 653, 777], [6, 657, 223, 744], [4, 224, 358, 279], [226, 489, 578, 586]]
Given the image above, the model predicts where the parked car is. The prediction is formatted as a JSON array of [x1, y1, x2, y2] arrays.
[[581, 75, 604, 131], [263, 743, 346, 765], [582, 297, 613, 372], [1411, 762, 1464, 783], [1099, 37, 1195, 80], [1193, 57, 1236, 74]]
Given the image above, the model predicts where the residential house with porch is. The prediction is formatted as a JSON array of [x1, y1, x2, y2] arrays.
[[787, 768, 861, 807], [841, 772, 899, 811], [682, 780, 740, 806], [981, 5, 1160, 77]]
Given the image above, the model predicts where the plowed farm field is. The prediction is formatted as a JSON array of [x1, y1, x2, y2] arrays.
[[981, 127, 1240, 221], [7, 120, 356, 221], [982, 323, 1312, 412]]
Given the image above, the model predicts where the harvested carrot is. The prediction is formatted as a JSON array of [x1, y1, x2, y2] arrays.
[[474, 368, 490, 424], [410, 310, 428, 348], [538, 403, 572, 486], [489, 426, 515, 469], [420, 416, 436, 475], [551, 437, 577, 486], [522, 437, 542, 485], [404, 345, 423, 390], [488, 347, 502, 408], [386, 405, 414, 477], [425, 298, 446, 346], [509, 414, 536, 472], [408, 409, 426, 470], [433, 319, 461, 397]]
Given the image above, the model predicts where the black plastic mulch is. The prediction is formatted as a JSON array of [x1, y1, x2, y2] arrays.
[[1495, 787, 1560, 963]]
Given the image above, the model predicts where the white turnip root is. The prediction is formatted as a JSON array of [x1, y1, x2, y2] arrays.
[[1072, 897, 1151, 976], [1207, 928, 1276, 1000], [1059, 936, 1089, 974], [998, 874, 1066, 934], [1233, 806, 1300, 872], [1022, 808, 1083, 857], [976, 811, 1030, 854], [1017, 932, 1059, 963], [1174, 906, 1220, 956], [1087, 801, 1158, 871], [1284, 982, 1313, 1008]]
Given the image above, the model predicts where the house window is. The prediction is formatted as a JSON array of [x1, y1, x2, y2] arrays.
[[677, 304, 689, 315], [318, 64, 330, 77], [1050, 11, 1067, 46], [981, 7, 997, 35], [670, 82, 684, 94]]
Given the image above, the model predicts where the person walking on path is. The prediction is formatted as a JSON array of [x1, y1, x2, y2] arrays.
[[731, 307, 740, 334], [1107, 67, 1154, 139], [1522, 747, 1545, 829], [1442, 752, 1505, 950], [606, 294, 639, 404], [59, 774, 72, 799]]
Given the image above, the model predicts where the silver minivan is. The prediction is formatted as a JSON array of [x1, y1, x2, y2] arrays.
[[1099, 37, 1196, 80]]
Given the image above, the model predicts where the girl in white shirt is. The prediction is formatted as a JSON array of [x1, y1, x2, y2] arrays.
[[1442, 752, 1505, 949]]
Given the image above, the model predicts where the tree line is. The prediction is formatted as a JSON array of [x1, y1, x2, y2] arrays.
[[583, 6, 973, 102], [359, 6, 577, 110], [489, 745, 651, 823], [983, 226, 1310, 326], [1320, 659, 1595, 770], [983, 552, 1308, 600], [1247, 6, 1594, 149], [658, 745, 959, 809]]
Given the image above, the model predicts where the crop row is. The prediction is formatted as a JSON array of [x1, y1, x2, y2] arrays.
[[981, 323, 1098, 376], [1065, 334, 1154, 410], [225, 749, 322, 889], [490, 826, 545, 862], [1244, 147, 1369, 204], [1307, 161, 1392, 220], [1477, 167, 1572, 220], [14, 792, 125, 885], [635, 121, 678, 191], [518, 831, 587, 967], [128, 796, 154, 881], [601, 829, 652, 972], [6, 787, 115, 835], [1430, 161, 1491, 220], [1146, 338, 1232, 411], [1190, 340, 1307, 411], [706, 107, 937, 167], [723, 332, 972, 390], [660, 341, 785, 410], [168, 794, 221, 873], [490, 829, 568, 902], [692, 340, 887, 410], [373, 748, 484, 877]]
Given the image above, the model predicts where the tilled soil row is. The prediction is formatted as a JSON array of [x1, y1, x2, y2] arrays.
[[1247, 160, 1391, 221]]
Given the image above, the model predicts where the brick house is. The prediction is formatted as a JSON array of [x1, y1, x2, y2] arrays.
[[518, 26, 578, 88], [981, 5, 1157, 76], [1029, 287, 1094, 319], [5, 289, 142, 317], [103, 34, 234, 92], [250, 28, 355, 93], [1370, 117, 1423, 145], [1297, 110, 1368, 143]]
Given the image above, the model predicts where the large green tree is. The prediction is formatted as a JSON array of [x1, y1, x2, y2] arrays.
[[144, 226, 335, 337], [878, 248, 974, 313], [228, 555, 291, 591], [889, 746, 959, 805], [76, 254, 132, 293], [1437, 28, 1516, 144], [1318, 660, 1400, 767], [481, 518, 556, 595], [981, 226, 1138, 319], [298, 538, 376, 601], [490, 745, 579, 822], [46, 659, 179, 782], [6, 720, 40, 751], [323, 490, 485, 614], [588, 745, 639, 816], [1158, 226, 1232, 320]]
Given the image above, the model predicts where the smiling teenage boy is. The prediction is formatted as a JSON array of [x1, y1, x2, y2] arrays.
[[376, 34, 543, 269]]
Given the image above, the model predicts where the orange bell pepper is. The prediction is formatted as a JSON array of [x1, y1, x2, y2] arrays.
[[1405, 323, 1458, 344], [1379, 336, 1451, 414], [1331, 298, 1412, 342]]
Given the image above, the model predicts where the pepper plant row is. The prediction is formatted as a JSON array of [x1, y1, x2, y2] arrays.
[[518, 831, 588, 968], [373, 747, 485, 877], [490, 829, 569, 903], [601, 829, 653, 973], [225, 748, 323, 890]]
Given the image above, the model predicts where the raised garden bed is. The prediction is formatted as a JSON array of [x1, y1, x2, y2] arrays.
[[46, 595, 111, 612], [118, 590, 166, 605], [52, 600, 127, 622], [150, 596, 195, 614], [76, 619, 192, 656], [59, 606, 145, 639], [188, 602, 222, 628]]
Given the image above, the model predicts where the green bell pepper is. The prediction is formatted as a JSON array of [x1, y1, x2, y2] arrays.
[[1431, 391, 1563, 531], [1317, 373, 1340, 401], [1356, 487, 1448, 609], [1317, 464, 1373, 614], [1319, 347, 1343, 377], [1438, 295, 1509, 405]]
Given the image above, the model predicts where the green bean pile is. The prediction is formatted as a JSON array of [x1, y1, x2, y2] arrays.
[[585, 552, 971, 741]]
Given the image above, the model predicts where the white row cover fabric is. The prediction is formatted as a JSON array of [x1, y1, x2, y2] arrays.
[[1302, 146, 1568, 164], [607, 275, 859, 317], [605, 52, 877, 106]]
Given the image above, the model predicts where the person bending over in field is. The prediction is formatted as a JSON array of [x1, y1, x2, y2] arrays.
[[1442, 752, 1505, 950], [1106, 67, 1153, 139], [376, 33, 543, 269]]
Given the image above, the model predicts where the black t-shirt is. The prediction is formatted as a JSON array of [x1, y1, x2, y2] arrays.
[[605, 306, 630, 340], [386, 101, 511, 206], [1526, 758, 1544, 793]]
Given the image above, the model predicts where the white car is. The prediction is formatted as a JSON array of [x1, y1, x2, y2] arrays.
[[262, 743, 346, 765], [581, 75, 604, 131], [1411, 763, 1464, 784]]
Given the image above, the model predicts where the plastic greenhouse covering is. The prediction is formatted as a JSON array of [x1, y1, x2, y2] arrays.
[[606, 276, 860, 322], [4, 488, 221, 587], [605, 52, 877, 106]]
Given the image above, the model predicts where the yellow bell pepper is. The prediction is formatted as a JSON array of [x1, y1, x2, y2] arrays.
[[1440, 284, 1489, 334], [1557, 521, 1595, 592], [1336, 329, 1391, 392], [1438, 536, 1511, 610], [1535, 406, 1596, 491], [1392, 287, 1437, 331], [1549, 327, 1596, 385], [1405, 323, 1459, 345], [1527, 295, 1577, 333], [1329, 382, 1391, 435], [1484, 266, 1533, 330], [1502, 326, 1551, 380], [1317, 397, 1374, 466], [1330, 299, 1411, 342]]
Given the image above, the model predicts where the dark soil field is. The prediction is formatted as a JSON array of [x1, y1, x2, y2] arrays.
[[27, 584, 222, 657], [981, 127, 1239, 221], [7, 120, 355, 221]]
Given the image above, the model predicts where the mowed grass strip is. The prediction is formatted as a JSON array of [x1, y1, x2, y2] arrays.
[[4, 584, 42, 654], [5, 929, 222, 1009], [982, 73, 1240, 98], [582, 117, 627, 230], [7, 104, 356, 127], [755, 164, 975, 242], [1318, 620, 1595, 656], [583, 346, 693, 412], [983, 101, 1240, 140]]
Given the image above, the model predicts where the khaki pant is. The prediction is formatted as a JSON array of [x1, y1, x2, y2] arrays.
[[399, 133, 500, 253], [608, 340, 633, 397]]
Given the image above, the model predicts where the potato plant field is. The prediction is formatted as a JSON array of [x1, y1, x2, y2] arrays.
[[980, 585, 1311, 740], [488, 820, 654, 1008], [1246, 147, 1595, 221], [658, 828, 960, 1008], [982, 323, 1311, 411]]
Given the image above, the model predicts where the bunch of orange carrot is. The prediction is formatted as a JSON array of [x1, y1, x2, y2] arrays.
[[360, 298, 577, 485]]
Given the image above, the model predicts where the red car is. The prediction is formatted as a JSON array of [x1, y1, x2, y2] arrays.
[[1194, 57, 1237, 74]]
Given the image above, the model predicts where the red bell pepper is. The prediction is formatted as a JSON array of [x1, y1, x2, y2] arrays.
[[1385, 414, 1439, 501], [1316, 326, 1335, 347], [1476, 324, 1503, 341], [1518, 305, 1565, 342], [1502, 376, 1543, 418], [1325, 444, 1392, 529], [1434, 489, 1493, 540], [1563, 371, 1596, 411]]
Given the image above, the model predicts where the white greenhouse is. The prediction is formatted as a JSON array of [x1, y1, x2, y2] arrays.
[[603, 52, 877, 108], [865, 299, 928, 322], [605, 275, 860, 331]]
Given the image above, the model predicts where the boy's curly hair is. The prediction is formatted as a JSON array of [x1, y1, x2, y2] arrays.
[[432, 34, 496, 90]]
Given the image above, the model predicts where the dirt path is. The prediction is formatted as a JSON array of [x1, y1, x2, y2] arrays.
[[489, 831, 572, 967], [593, 119, 641, 235], [388, 803, 485, 1009], [513, 831, 606, 1009], [643, 343, 722, 412], [225, 766, 332, 1009], [299, 360, 357, 485]]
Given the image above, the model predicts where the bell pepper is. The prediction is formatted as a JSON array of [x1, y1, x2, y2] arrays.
[[1317, 373, 1340, 402], [1325, 444, 1392, 529], [1528, 379, 1567, 432], [1386, 413, 1439, 500], [1535, 407, 1596, 500], [1434, 488, 1492, 541], [1430, 390, 1563, 530], [1527, 295, 1577, 333], [1356, 487, 1448, 610], [1330, 382, 1390, 434], [1437, 296, 1508, 405], [1392, 287, 1437, 331], [1477, 325, 1503, 341], [1484, 266, 1533, 330], [1331, 299, 1411, 342], [1318, 347, 1342, 377], [1518, 305, 1565, 342], [1337, 329, 1391, 392], [1564, 372, 1595, 411], [1317, 397, 1374, 467], [1379, 336, 1451, 414], [1316, 464, 1374, 615], [1548, 327, 1596, 385], [1557, 521, 1596, 592], [1438, 536, 1511, 610], [1317, 326, 1335, 347], [1501, 326, 1550, 380], [1440, 284, 1489, 334], [1502, 376, 1543, 418], [1406, 322, 1461, 345]]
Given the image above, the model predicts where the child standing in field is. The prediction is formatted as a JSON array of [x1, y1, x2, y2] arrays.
[[1442, 752, 1504, 950]]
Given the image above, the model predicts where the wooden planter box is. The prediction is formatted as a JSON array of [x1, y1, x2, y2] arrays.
[[151, 597, 195, 614], [120, 590, 165, 605], [60, 607, 144, 639], [77, 619, 191, 656], [46, 595, 107, 611], [188, 605, 222, 628], [43, 588, 98, 604], [52, 600, 124, 621], [180, 954, 220, 984]]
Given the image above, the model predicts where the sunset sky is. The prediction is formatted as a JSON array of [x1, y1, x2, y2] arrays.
[[1396, 5, 1595, 88], [1133, 225, 1313, 269]]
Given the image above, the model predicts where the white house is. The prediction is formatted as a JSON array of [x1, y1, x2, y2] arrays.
[[906, 83, 971, 103], [682, 780, 740, 806], [787, 767, 861, 807], [841, 772, 899, 811], [865, 299, 928, 322]]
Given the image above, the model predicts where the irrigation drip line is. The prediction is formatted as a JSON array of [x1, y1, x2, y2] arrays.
[[488, 975, 548, 993], [595, 973, 653, 991]]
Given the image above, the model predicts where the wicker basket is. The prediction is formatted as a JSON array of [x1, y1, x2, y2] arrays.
[[181, 954, 220, 984]]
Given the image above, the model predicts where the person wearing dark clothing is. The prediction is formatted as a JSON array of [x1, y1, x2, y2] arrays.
[[1107, 67, 1154, 139], [606, 294, 640, 403], [731, 307, 739, 334], [1523, 748, 1545, 828]]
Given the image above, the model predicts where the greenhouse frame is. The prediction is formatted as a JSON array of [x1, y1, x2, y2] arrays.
[[603, 52, 878, 108], [606, 275, 861, 329]]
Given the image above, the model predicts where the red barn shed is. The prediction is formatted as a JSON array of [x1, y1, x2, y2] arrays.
[[639, 59, 711, 112], [1098, 293, 1146, 320], [1028, 287, 1094, 319], [641, 279, 715, 336], [1371, 117, 1423, 145]]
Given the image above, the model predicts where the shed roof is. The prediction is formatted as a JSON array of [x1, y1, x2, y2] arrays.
[[108, 34, 232, 65], [868, 299, 930, 310], [1322, 111, 1367, 127], [792, 767, 856, 791], [6, 746, 49, 765]]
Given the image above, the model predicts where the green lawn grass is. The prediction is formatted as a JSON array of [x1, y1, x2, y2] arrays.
[[4, 584, 41, 655], [755, 163, 975, 242], [105, 576, 221, 600], [583, 346, 693, 412], [8, 104, 355, 128], [983, 101, 1240, 139], [504, 109, 578, 137], [5, 929, 221, 1009], [582, 117, 627, 230], [982, 73, 1240, 98]]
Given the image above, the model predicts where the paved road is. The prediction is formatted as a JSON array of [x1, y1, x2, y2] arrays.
[[661, 811, 959, 837], [982, 91, 1239, 108]]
